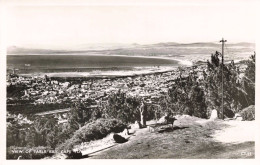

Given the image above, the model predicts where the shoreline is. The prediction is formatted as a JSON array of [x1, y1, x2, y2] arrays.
[[19, 66, 180, 78]]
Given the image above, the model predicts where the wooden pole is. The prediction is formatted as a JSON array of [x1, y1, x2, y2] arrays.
[[220, 38, 227, 120]]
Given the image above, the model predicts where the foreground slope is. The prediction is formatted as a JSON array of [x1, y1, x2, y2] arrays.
[[85, 116, 254, 159]]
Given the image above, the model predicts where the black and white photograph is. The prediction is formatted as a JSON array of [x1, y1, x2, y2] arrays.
[[0, 0, 258, 161]]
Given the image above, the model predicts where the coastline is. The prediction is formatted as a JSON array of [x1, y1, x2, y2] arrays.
[[19, 66, 179, 78]]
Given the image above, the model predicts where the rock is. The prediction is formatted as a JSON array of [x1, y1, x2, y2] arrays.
[[210, 109, 218, 120], [234, 113, 241, 118], [158, 116, 167, 124], [234, 113, 243, 121], [148, 126, 155, 132], [122, 128, 129, 135], [235, 116, 243, 121], [113, 133, 128, 143], [175, 115, 181, 119]]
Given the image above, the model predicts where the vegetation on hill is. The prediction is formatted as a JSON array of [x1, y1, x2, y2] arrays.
[[204, 52, 255, 117], [156, 51, 255, 119], [57, 118, 126, 151], [243, 53, 255, 105], [102, 91, 141, 123]]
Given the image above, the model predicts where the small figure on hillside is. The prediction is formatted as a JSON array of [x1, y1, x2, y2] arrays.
[[139, 100, 147, 127], [134, 120, 142, 129], [210, 108, 218, 120]]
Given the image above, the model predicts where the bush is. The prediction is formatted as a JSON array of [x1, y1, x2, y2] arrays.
[[57, 118, 126, 151], [240, 105, 255, 121], [103, 91, 140, 123], [7, 146, 54, 159], [165, 74, 207, 118]]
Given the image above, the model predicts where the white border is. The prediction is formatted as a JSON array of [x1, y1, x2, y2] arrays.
[[0, 0, 259, 165]]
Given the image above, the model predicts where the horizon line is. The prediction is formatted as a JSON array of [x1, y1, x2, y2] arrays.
[[7, 40, 255, 49]]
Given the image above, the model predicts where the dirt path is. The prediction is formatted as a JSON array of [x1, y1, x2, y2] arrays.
[[83, 116, 255, 159], [212, 120, 255, 143]]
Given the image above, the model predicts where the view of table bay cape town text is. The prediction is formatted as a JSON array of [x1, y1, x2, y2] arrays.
[[6, 39, 255, 159]]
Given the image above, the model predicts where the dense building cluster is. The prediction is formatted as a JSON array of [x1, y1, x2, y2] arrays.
[[7, 67, 193, 105]]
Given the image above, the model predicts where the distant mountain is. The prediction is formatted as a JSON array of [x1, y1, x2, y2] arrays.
[[227, 42, 255, 47], [150, 42, 180, 47], [171, 42, 254, 48], [7, 42, 255, 55], [176, 42, 219, 47], [7, 43, 139, 55], [71, 43, 140, 51], [7, 46, 72, 55]]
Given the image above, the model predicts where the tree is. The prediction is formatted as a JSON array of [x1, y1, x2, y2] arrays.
[[103, 90, 140, 123], [67, 100, 93, 131], [46, 125, 59, 148], [203, 51, 255, 118], [189, 83, 207, 118], [32, 117, 51, 146], [166, 69, 207, 118], [242, 53, 255, 106]]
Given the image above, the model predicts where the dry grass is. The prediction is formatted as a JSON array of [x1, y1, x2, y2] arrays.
[[85, 116, 254, 159]]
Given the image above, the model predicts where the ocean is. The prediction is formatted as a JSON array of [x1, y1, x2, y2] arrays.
[[7, 55, 181, 77]]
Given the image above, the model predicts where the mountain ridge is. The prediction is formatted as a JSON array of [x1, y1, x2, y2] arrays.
[[7, 42, 255, 55]]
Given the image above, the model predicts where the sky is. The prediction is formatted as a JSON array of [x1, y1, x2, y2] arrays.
[[4, 1, 256, 49]]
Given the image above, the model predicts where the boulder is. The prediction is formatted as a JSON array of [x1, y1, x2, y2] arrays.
[[158, 116, 167, 124], [236, 116, 243, 121], [113, 133, 128, 143], [122, 128, 129, 135]]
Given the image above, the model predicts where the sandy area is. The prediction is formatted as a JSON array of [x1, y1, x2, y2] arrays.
[[20, 66, 180, 78], [212, 120, 255, 144]]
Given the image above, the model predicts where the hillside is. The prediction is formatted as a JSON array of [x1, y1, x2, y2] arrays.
[[77, 116, 255, 159]]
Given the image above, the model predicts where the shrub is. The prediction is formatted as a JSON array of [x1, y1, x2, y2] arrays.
[[165, 74, 207, 118], [57, 118, 126, 151], [240, 105, 255, 121], [103, 91, 140, 123]]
